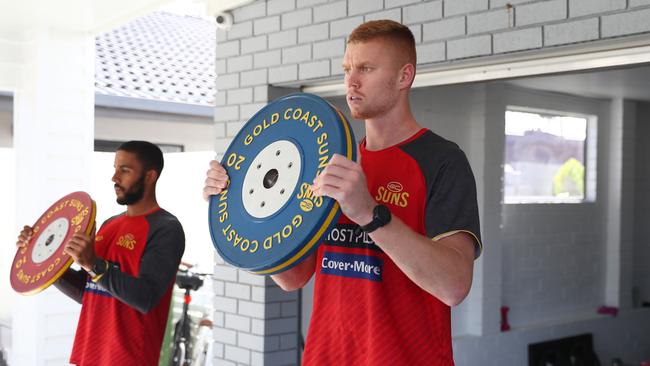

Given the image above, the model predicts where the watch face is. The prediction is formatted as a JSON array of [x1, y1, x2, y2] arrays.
[[93, 259, 107, 275], [375, 205, 391, 224]]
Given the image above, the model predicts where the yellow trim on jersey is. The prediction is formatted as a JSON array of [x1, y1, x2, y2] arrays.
[[432, 229, 483, 259]]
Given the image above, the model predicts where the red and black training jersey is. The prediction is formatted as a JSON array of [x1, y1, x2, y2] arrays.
[[65, 208, 184, 366], [303, 129, 482, 365]]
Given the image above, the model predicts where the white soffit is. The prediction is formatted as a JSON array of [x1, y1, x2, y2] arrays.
[[0, 0, 173, 91], [302, 37, 650, 97], [0, 0, 174, 37], [205, 0, 256, 14]]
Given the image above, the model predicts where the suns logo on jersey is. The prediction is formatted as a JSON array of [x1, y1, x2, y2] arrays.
[[375, 181, 410, 207], [116, 233, 136, 250]]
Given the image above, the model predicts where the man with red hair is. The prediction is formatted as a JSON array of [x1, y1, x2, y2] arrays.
[[205, 20, 481, 365]]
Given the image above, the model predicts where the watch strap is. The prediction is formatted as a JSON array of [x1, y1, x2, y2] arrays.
[[359, 205, 391, 234], [89, 259, 109, 283]]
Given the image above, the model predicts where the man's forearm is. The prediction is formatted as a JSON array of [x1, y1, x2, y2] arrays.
[[271, 253, 316, 291], [97, 265, 171, 314], [369, 216, 476, 306]]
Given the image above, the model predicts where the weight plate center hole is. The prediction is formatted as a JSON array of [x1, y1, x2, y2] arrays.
[[45, 234, 54, 246], [263, 168, 279, 189]]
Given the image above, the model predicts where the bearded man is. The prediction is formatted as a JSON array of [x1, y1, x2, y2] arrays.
[[16, 140, 185, 366]]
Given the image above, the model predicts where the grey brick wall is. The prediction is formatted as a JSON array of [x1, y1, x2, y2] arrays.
[[602, 7, 650, 37], [544, 18, 599, 46], [403, 1, 442, 24], [444, 0, 488, 17], [213, 253, 300, 366], [213, 1, 650, 364], [448, 34, 492, 59], [493, 26, 542, 53], [467, 9, 511, 34], [570, 0, 626, 17], [423, 16, 466, 42], [314, 1, 346, 23], [268, 0, 295, 15], [516, 0, 567, 27], [215, 0, 650, 129]]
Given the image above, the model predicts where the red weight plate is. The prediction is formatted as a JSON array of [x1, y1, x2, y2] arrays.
[[10, 191, 96, 295]]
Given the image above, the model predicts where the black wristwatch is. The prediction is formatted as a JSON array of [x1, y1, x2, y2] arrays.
[[359, 205, 392, 233], [87, 258, 109, 281]]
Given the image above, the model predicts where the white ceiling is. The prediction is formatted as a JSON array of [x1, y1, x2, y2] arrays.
[[0, 0, 174, 91], [507, 64, 650, 102], [0, 0, 254, 92], [0, 0, 250, 41]]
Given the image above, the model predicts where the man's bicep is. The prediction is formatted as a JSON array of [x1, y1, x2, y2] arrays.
[[139, 222, 185, 287], [115, 221, 184, 312]]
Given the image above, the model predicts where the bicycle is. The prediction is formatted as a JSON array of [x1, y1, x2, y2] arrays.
[[169, 264, 213, 366]]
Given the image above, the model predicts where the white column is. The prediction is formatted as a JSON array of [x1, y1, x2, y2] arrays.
[[604, 98, 638, 309], [605, 99, 636, 309], [605, 99, 624, 308], [619, 101, 636, 311], [11, 27, 94, 366]]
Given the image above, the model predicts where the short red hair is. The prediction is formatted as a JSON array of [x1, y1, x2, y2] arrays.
[[348, 20, 417, 67]]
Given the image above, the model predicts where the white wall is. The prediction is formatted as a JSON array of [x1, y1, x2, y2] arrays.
[[0, 100, 215, 152], [451, 84, 650, 365], [495, 86, 610, 328], [0, 149, 15, 352], [0, 109, 13, 330]]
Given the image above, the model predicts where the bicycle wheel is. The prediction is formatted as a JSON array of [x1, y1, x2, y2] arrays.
[[170, 342, 185, 366]]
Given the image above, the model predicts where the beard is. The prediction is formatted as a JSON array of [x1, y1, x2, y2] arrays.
[[115, 174, 146, 205], [350, 98, 394, 119]]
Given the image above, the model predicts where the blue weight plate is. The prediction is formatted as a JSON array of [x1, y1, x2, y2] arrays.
[[209, 93, 356, 274]]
